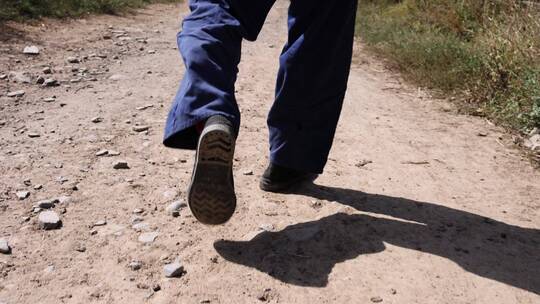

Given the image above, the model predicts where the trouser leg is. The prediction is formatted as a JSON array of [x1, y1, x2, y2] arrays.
[[268, 0, 358, 173], [164, 0, 275, 149]]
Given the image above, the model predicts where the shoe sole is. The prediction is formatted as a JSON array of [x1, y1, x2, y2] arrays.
[[188, 124, 236, 225]]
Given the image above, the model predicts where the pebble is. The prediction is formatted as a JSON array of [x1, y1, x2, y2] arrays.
[[43, 97, 56, 102], [66, 56, 80, 63], [0, 238, 11, 254], [163, 262, 184, 278], [38, 210, 61, 230], [133, 125, 150, 132], [8, 71, 32, 83], [42, 67, 52, 74], [524, 134, 540, 152], [166, 200, 186, 217], [129, 260, 142, 270], [93, 220, 107, 227], [7, 90, 25, 98], [16, 191, 30, 200], [138, 232, 159, 244], [108, 150, 121, 156], [91, 117, 103, 123], [96, 149, 108, 156], [243, 170, 254, 176], [74, 243, 86, 252], [23, 45, 40, 55], [27, 132, 40, 138], [113, 161, 130, 169], [34, 184, 43, 190], [0, 74, 7, 80], [43, 78, 59, 87], [132, 222, 150, 232], [370, 296, 383, 303], [258, 223, 275, 232], [36, 75, 45, 84], [56, 195, 73, 204], [35, 198, 59, 209]]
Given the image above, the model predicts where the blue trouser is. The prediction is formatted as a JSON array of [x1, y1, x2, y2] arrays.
[[163, 0, 358, 173]]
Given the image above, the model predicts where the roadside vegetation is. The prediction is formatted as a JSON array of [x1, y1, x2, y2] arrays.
[[0, 0, 179, 21], [356, 0, 540, 133]]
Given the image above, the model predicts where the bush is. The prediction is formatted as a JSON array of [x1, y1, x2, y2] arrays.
[[357, 0, 540, 131]]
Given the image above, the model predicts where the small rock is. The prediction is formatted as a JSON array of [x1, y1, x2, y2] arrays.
[[138, 232, 159, 244], [133, 125, 150, 132], [27, 132, 40, 138], [524, 134, 540, 151], [163, 262, 184, 278], [34, 184, 43, 190], [7, 90, 25, 98], [108, 150, 121, 156], [91, 117, 103, 123], [152, 284, 161, 292], [93, 220, 107, 227], [96, 149, 108, 156], [43, 78, 59, 87], [56, 196, 72, 204], [0, 74, 7, 80], [477, 132, 488, 137], [16, 191, 30, 200], [109, 74, 126, 81], [129, 260, 142, 270], [0, 238, 11, 254], [43, 97, 56, 102], [132, 222, 150, 232], [38, 211, 61, 230], [42, 67, 52, 74], [23, 45, 40, 55], [258, 223, 275, 232], [113, 161, 129, 169], [370, 296, 383, 303], [74, 243, 86, 252], [8, 71, 32, 83], [257, 288, 274, 302], [166, 200, 186, 217], [243, 170, 254, 176], [36, 198, 59, 209], [36, 75, 45, 84], [66, 56, 80, 63]]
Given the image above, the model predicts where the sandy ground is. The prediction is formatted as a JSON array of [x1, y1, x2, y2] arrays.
[[0, 2, 539, 303]]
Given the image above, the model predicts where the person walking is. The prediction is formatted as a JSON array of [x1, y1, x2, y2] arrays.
[[163, 0, 358, 225]]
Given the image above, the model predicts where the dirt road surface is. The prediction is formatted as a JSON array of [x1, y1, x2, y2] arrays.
[[1, 2, 539, 303]]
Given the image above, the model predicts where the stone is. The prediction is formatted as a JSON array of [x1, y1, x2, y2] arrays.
[[34, 184, 43, 190], [129, 260, 142, 270], [38, 211, 61, 230], [43, 78, 59, 87], [138, 232, 159, 244], [524, 134, 540, 152], [23, 45, 40, 55], [43, 97, 56, 102], [133, 125, 150, 132], [16, 191, 30, 200], [93, 220, 107, 227], [0, 74, 7, 80], [109, 74, 126, 81], [152, 284, 161, 292], [42, 67, 52, 74], [27, 132, 40, 138], [258, 223, 275, 232], [113, 161, 129, 169], [108, 150, 121, 156], [74, 243, 86, 252], [243, 170, 254, 176], [370, 296, 383, 303], [163, 262, 184, 278], [91, 117, 103, 123], [36, 198, 59, 209], [66, 56, 80, 63], [132, 222, 150, 232], [7, 90, 25, 98], [36, 75, 45, 84], [96, 149, 108, 156], [166, 200, 186, 217], [56, 196, 72, 204], [0, 238, 11, 254], [8, 71, 32, 83]]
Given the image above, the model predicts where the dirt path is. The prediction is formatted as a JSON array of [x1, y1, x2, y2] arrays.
[[0, 2, 539, 303]]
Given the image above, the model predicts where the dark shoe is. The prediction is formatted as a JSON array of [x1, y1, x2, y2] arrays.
[[188, 115, 236, 225], [259, 163, 317, 193]]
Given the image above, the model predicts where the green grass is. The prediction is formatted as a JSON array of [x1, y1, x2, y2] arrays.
[[356, 0, 540, 132], [0, 0, 180, 21]]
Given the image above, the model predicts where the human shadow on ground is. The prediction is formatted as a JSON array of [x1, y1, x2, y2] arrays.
[[214, 183, 540, 293]]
